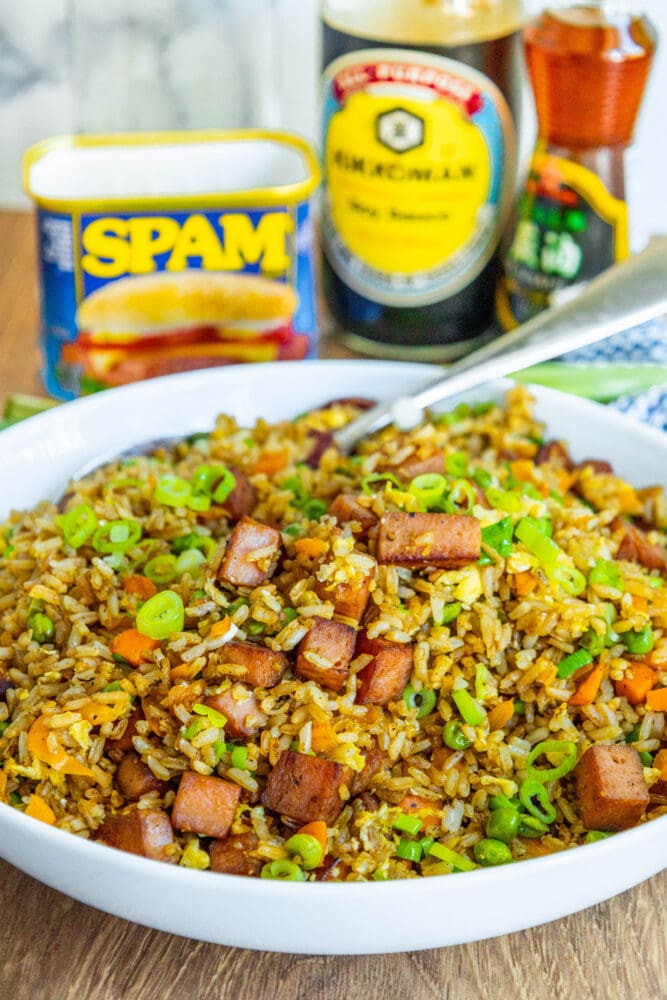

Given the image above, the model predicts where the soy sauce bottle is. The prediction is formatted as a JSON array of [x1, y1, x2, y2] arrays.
[[320, 0, 525, 359]]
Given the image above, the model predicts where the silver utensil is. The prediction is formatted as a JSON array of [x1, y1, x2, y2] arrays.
[[333, 237, 667, 453]]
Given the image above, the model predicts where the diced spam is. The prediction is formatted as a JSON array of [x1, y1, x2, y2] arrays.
[[220, 466, 257, 522], [355, 633, 414, 705], [105, 705, 143, 753], [376, 512, 481, 569], [209, 831, 262, 876], [261, 749, 350, 824], [116, 751, 170, 800], [97, 808, 176, 863], [535, 440, 573, 469], [212, 639, 287, 688], [575, 744, 650, 831], [314, 557, 376, 623], [295, 617, 357, 692], [205, 684, 267, 739], [348, 744, 390, 796], [171, 771, 240, 839], [394, 451, 444, 482], [328, 494, 378, 538], [616, 521, 667, 571], [218, 516, 282, 588]]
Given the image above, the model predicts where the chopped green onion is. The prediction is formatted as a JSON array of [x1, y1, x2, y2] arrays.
[[392, 813, 423, 836], [192, 703, 227, 728], [648, 576, 662, 589], [60, 504, 98, 548], [396, 838, 423, 863], [581, 627, 605, 657], [144, 553, 178, 584], [361, 472, 402, 495], [283, 524, 302, 537], [585, 830, 611, 843], [588, 559, 622, 590], [190, 465, 236, 504], [625, 725, 640, 744], [427, 842, 476, 871], [623, 625, 654, 655], [372, 868, 390, 881], [515, 518, 560, 565], [0, 721, 8, 736], [408, 473, 447, 509], [281, 607, 298, 624], [443, 479, 476, 515], [230, 745, 249, 770], [488, 793, 519, 811], [443, 720, 472, 751], [452, 689, 486, 727], [93, 519, 142, 555], [638, 751, 653, 766], [285, 832, 324, 870], [519, 778, 557, 824], [473, 468, 493, 489], [474, 838, 512, 866], [174, 548, 207, 578], [439, 601, 462, 625], [438, 402, 471, 425], [485, 486, 522, 513], [514, 699, 526, 716], [227, 597, 249, 615], [102, 681, 123, 693], [136, 590, 184, 640], [419, 836, 435, 856], [557, 648, 593, 679], [445, 451, 468, 478], [525, 740, 577, 783], [480, 517, 513, 564], [403, 684, 437, 718], [261, 860, 306, 881], [475, 664, 492, 701], [302, 498, 328, 520], [246, 621, 266, 636], [548, 563, 587, 596], [171, 533, 216, 558], [517, 814, 549, 838], [185, 493, 211, 513], [183, 719, 205, 740], [213, 739, 226, 762], [516, 515, 552, 538], [155, 475, 192, 508], [29, 612, 54, 644]]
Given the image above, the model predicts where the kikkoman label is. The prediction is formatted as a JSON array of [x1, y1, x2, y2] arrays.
[[321, 49, 516, 307]]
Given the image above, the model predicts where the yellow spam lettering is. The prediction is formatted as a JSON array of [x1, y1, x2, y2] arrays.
[[81, 212, 293, 278]]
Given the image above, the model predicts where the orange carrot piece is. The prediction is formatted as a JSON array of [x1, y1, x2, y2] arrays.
[[25, 794, 56, 825], [294, 538, 328, 559], [169, 662, 202, 682], [210, 616, 233, 639], [397, 794, 440, 829], [653, 748, 667, 780], [123, 575, 158, 600], [253, 449, 289, 476], [488, 700, 515, 731], [26, 717, 94, 777], [310, 721, 337, 752], [646, 687, 667, 712], [510, 460, 534, 483], [296, 820, 328, 855], [614, 663, 657, 705], [0, 771, 7, 801], [513, 571, 538, 596], [569, 662, 604, 706], [631, 594, 648, 613], [79, 702, 121, 726], [110, 628, 161, 667]]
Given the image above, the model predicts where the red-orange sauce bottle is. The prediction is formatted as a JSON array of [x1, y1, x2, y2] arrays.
[[498, 4, 656, 328]]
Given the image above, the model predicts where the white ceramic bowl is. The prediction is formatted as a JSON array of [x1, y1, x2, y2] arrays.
[[1, 360, 666, 954]]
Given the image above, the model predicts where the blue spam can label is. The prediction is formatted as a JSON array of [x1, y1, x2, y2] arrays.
[[24, 131, 320, 399]]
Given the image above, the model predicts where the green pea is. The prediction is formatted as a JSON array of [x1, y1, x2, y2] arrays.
[[585, 830, 611, 844], [486, 807, 520, 844], [443, 720, 472, 751], [260, 859, 306, 881], [517, 814, 549, 838], [474, 838, 512, 866], [403, 684, 438, 718], [623, 625, 654, 655], [284, 833, 324, 870], [29, 612, 54, 644]]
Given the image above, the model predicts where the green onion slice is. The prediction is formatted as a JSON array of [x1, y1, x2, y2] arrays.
[[519, 779, 557, 824], [136, 590, 184, 640], [443, 479, 476, 515], [60, 504, 98, 548], [480, 517, 513, 564], [261, 859, 306, 881], [408, 473, 447, 509], [155, 475, 191, 507], [515, 518, 560, 565], [557, 648, 593, 679], [396, 838, 423, 863], [192, 703, 227, 728], [144, 554, 178, 584], [445, 451, 469, 478], [403, 684, 437, 718], [588, 559, 623, 590], [452, 689, 486, 727], [548, 563, 587, 596], [427, 842, 476, 871], [93, 519, 142, 555], [361, 472, 402, 495], [285, 832, 324, 870], [392, 813, 423, 836], [485, 486, 522, 513], [525, 740, 577, 783], [174, 548, 207, 578]]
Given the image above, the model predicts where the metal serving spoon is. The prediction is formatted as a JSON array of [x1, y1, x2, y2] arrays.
[[333, 237, 667, 452]]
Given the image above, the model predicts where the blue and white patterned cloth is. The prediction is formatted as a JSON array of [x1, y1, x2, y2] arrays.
[[563, 318, 667, 432]]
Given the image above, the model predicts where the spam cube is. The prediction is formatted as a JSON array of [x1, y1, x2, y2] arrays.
[[209, 831, 262, 877], [212, 639, 287, 688], [97, 808, 175, 863], [205, 684, 267, 739], [115, 751, 170, 800], [328, 494, 378, 538], [575, 744, 650, 831], [218, 516, 282, 588], [314, 556, 376, 623], [171, 772, 240, 839], [295, 617, 357, 692], [356, 633, 414, 706], [261, 749, 350, 824], [376, 512, 481, 569]]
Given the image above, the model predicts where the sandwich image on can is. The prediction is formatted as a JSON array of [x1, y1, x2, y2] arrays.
[[62, 271, 306, 387]]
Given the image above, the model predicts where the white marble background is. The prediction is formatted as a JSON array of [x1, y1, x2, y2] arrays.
[[1, 0, 666, 239]]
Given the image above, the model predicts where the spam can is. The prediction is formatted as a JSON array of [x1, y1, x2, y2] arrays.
[[23, 130, 321, 399]]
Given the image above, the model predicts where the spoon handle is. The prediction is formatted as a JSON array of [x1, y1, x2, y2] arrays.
[[333, 238, 667, 452]]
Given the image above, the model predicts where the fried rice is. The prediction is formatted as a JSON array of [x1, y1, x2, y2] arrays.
[[0, 386, 665, 881]]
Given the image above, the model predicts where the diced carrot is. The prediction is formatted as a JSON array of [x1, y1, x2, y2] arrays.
[[79, 701, 125, 726], [654, 748, 667, 780], [510, 460, 535, 483], [210, 616, 233, 639], [110, 628, 161, 667], [26, 716, 94, 777], [123, 575, 158, 600], [556, 469, 575, 494], [296, 820, 328, 855], [0, 771, 7, 801], [169, 662, 202, 682], [397, 794, 440, 829], [310, 721, 337, 752], [614, 663, 657, 705], [646, 687, 667, 712], [631, 594, 648, 613], [294, 537, 328, 559], [488, 700, 515, 731], [513, 571, 538, 596], [538, 482, 550, 498], [618, 484, 641, 515], [569, 662, 604, 706], [253, 449, 289, 476], [25, 794, 56, 825]]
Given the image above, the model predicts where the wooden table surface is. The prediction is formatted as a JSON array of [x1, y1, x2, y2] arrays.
[[0, 211, 665, 1000]]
